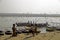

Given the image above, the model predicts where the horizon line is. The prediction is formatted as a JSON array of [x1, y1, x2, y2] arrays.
[[0, 13, 60, 17]]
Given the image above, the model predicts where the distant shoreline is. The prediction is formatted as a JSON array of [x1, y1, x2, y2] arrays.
[[0, 13, 60, 17]]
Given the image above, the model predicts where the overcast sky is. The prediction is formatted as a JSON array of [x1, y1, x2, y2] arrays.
[[0, 0, 60, 14]]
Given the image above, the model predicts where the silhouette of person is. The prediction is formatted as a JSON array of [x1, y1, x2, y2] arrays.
[[12, 24, 17, 37], [31, 26, 35, 37]]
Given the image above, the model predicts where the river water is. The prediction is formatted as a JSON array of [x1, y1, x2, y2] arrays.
[[0, 17, 60, 33]]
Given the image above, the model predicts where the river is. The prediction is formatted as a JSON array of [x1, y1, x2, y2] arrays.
[[0, 17, 60, 33]]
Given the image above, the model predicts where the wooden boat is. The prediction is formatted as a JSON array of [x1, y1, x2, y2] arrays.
[[5, 30, 12, 35], [46, 27, 54, 32], [0, 30, 4, 35], [56, 27, 60, 31], [16, 30, 22, 34]]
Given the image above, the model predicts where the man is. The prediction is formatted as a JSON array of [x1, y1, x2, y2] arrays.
[[12, 24, 17, 37], [30, 26, 35, 37]]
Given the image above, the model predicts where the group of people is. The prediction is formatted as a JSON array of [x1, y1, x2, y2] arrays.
[[27, 24, 38, 37], [12, 24, 38, 37]]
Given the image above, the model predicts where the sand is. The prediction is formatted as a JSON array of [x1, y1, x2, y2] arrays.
[[0, 31, 60, 40]]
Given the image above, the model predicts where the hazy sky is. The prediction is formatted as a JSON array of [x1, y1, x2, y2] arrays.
[[0, 0, 60, 14]]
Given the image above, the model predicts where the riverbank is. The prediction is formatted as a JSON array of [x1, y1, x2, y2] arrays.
[[0, 31, 60, 40]]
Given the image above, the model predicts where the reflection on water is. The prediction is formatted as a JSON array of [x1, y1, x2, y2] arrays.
[[0, 17, 60, 33]]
